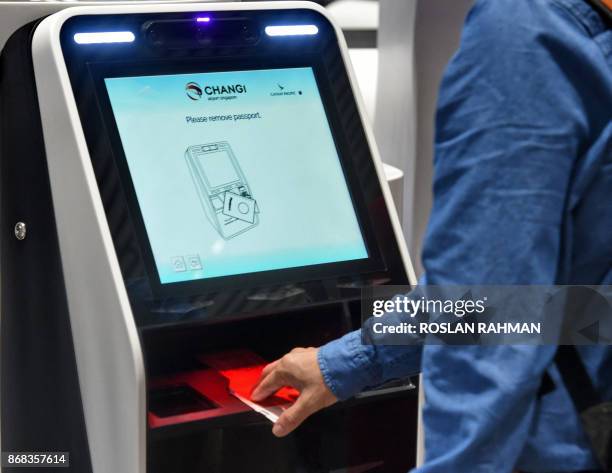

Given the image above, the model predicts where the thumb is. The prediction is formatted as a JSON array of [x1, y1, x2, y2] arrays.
[[251, 369, 284, 402], [272, 392, 316, 437]]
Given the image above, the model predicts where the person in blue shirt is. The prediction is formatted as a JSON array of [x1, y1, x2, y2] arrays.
[[253, 0, 612, 471]]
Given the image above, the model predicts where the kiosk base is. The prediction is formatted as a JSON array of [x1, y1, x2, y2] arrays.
[[143, 304, 418, 473], [148, 394, 418, 473]]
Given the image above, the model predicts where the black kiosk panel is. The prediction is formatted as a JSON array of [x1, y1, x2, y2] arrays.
[[11, 5, 419, 473]]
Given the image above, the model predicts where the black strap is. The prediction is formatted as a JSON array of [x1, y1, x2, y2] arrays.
[[554, 345, 601, 413], [586, 0, 612, 25], [537, 371, 556, 398], [554, 347, 612, 472]]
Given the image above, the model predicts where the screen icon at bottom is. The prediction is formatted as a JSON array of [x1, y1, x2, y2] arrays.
[[171, 256, 187, 272], [186, 255, 203, 271]]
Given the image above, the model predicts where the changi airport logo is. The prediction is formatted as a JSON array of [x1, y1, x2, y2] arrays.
[[185, 82, 203, 101], [203, 84, 248, 102], [186, 81, 248, 102], [203, 84, 247, 96]]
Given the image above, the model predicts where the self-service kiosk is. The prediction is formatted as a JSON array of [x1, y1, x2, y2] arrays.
[[0, 3, 418, 472]]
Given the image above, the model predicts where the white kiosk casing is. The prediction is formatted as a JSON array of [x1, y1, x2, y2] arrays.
[[2, 3, 416, 472]]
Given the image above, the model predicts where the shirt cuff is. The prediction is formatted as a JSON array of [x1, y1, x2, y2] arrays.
[[317, 330, 379, 400]]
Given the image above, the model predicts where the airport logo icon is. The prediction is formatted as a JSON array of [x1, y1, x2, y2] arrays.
[[185, 82, 203, 101]]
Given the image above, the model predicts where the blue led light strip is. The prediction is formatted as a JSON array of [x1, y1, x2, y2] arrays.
[[73, 31, 135, 44], [264, 25, 319, 37]]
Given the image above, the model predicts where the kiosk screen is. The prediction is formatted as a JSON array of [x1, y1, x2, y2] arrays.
[[104, 67, 369, 285]]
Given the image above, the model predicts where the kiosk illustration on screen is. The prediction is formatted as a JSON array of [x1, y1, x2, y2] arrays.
[[185, 142, 260, 240]]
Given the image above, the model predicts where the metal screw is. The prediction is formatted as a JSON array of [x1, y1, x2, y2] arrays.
[[14, 222, 26, 241]]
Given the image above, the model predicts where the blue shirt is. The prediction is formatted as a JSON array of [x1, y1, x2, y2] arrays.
[[318, 1, 612, 472]]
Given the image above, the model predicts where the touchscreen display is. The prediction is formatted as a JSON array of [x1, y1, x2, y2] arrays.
[[104, 67, 368, 284]]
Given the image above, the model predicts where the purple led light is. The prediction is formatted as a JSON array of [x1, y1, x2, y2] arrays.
[[196, 17, 211, 23]]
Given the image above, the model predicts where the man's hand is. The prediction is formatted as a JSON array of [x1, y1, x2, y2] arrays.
[[251, 347, 337, 437]]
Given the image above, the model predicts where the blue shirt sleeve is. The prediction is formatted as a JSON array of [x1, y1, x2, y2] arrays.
[[318, 329, 422, 401], [319, 0, 606, 470]]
